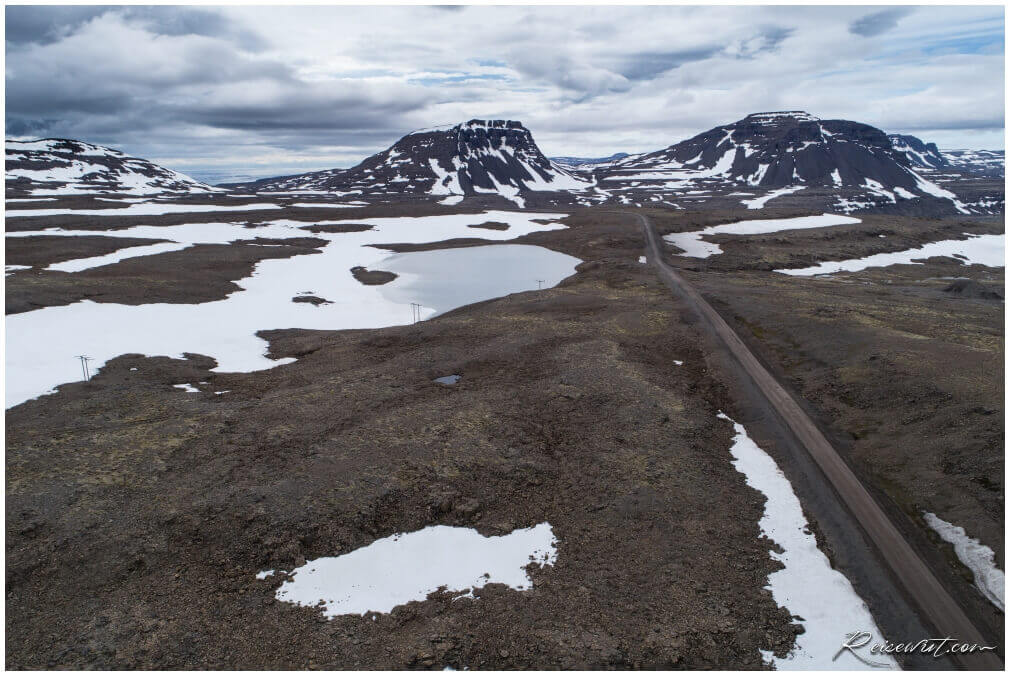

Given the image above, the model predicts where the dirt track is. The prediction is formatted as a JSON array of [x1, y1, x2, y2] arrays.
[[639, 212, 1003, 670]]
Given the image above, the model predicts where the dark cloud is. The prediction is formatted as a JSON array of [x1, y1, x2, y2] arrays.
[[5, 6, 110, 45], [5, 5, 266, 50], [849, 8, 914, 37], [616, 47, 721, 80], [3, 5, 1002, 173]]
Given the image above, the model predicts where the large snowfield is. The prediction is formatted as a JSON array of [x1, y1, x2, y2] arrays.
[[5, 211, 579, 408], [776, 234, 1005, 276], [663, 213, 862, 258]]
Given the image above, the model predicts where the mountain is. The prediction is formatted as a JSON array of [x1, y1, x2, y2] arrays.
[[550, 153, 629, 168], [236, 119, 590, 207], [5, 138, 218, 197], [888, 134, 948, 169], [941, 149, 1005, 178], [589, 111, 968, 213]]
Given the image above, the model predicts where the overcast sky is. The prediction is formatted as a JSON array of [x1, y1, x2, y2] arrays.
[[5, 4, 1005, 182]]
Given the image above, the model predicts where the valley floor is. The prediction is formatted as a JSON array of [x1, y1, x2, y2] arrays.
[[4, 199, 1004, 668]]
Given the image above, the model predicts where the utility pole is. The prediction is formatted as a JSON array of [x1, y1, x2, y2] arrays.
[[410, 302, 423, 324], [537, 279, 545, 289], [76, 355, 93, 381]]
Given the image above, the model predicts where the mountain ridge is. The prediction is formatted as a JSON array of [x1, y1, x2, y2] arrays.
[[5, 138, 218, 197]]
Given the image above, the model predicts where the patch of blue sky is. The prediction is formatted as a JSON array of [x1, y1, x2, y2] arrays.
[[410, 73, 508, 86], [920, 33, 1003, 56]]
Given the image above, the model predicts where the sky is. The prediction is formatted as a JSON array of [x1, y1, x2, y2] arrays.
[[5, 4, 1005, 183]]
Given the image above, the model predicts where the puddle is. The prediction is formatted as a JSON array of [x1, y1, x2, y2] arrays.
[[266, 523, 557, 617], [434, 375, 461, 385]]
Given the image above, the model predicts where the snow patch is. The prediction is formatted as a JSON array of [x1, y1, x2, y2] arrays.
[[271, 523, 557, 617], [776, 234, 1004, 276], [719, 413, 897, 670], [923, 512, 1004, 611]]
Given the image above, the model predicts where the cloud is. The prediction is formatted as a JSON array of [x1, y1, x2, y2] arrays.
[[4, 5, 1003, 177], [849, 7, 914, 37]]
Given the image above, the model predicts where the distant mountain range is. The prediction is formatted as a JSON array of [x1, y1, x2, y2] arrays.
[[4, 138, 217, 197], [941, 149, 1005, 178], [550, 153, 629, 168], [5, 115, 1003, 215]]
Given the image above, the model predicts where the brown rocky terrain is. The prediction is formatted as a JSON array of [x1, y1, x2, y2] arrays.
[[5, 202, 1004, 668]]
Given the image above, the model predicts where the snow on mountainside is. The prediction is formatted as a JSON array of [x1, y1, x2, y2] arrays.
[[586, 111, 973, 214], [941, 149, 1005, 178], [237, 120, 590, 208], [888, 134, 948, 169], [550, 153, 629, 169], [5, 139, 219, 196]]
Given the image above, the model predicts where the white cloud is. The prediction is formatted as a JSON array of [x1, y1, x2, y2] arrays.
[[5, 5, 1004, 180]]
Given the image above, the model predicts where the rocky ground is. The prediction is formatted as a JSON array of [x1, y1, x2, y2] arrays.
[[649, 208, 1005, 640], [5, 201, 1004, 668], [6, 206, 802, 669]]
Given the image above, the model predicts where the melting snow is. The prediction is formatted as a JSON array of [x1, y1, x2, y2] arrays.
[[741, 186, 805, 209], [923, 512, 1004, 612], [5, 211, 575, 408], [270, 523, 557, 617], [719, 413, 897, 670], [6, 202, 282, 218], [776, 234, 1004, 276], [663, 214, 861, 258]]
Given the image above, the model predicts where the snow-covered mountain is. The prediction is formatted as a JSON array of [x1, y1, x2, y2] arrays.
[[550, 153, 629, 168], [5, 138, 218, 196], [941, 149, 1005, 178], [237, 119, 590, 207], [585, 111, 970, 214], [888, 134, 948, 169]]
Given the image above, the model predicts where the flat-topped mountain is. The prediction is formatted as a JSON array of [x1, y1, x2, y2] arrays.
[[588, 111, 970, 214], [603, 111, 927, 190], [5, 138, 217, 197], [234, 119, 589, 207]]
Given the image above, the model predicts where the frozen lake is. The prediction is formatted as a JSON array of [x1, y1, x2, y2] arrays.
[[5, 211, 578, 408], [378, 244, 579, 315]]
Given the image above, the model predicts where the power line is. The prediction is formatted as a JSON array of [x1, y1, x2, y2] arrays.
[[75, 355, 93, 381]]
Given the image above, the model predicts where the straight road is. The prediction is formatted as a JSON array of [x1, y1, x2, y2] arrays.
[[638, 213, 1002, 670]]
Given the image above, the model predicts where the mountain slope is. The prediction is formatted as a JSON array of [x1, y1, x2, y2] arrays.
[[888, 134, 948, 169], [238, 119, 589, 207], [5, 138, 218, 197], [589, 111, 968, 213]]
